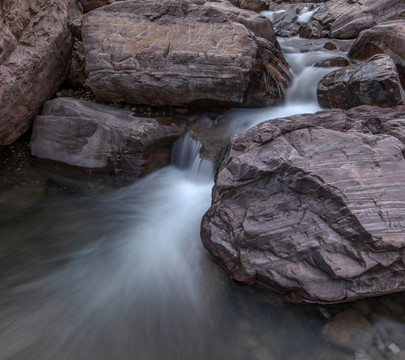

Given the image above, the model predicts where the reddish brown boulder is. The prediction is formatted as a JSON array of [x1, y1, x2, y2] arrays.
[[201, 105, 405, 303], [82, 0, 291, 109], [317, 54, 404, 109], [348, 20, 405, 88], [0, 0, 79, 145]]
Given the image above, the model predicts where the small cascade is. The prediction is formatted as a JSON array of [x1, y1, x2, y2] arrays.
[[171, 132, 214, 180], [296, 5, 320, 23], [261, 9, 286, 22]]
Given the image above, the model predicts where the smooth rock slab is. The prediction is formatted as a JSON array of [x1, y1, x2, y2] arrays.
[[201, 106, 405, 303], [30, 98, 185, 178], [317, 54, 405, 109], [82, 0, 291, 109]]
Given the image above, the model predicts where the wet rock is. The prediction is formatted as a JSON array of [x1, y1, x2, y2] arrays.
[[323, 309, 374, 351], [201, 105, 405, 303], [82, 0, 291, 109], [299, 20, 322, 39], [0, 0, 80, 145], [313, 57, 350, 67], [317, 54, 405, 109], [348, 20, 405, 88], [30, 98, 186, 178], [324, 42, 338, 50]]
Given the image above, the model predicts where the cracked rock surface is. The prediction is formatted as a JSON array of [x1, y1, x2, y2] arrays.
[[201, 105, 405, 303], [0, 0, 79, 145], [82, 0, 291, 109]]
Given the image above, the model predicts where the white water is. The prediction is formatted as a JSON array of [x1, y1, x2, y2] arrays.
[[296, 6, 320, 23], [0, 37, 358, 359]]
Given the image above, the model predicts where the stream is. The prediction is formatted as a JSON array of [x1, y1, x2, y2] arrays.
[[1, 37, 404, 360]]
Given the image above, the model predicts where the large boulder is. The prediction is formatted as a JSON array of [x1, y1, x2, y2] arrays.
[[201, 105, 405, 303], [0, 0, 79, 145], [82, 0, 291, 109], [317, 54, 405, 109], [30, 98, 186, 178], [348, 20, 405, 88]]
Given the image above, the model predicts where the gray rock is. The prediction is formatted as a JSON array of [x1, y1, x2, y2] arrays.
[[82, 0, 291, 109], [30, 98, 185, 178], [348, 19, 405, 88], [201, 105, 405, 303], [317, 54, 405, 109]]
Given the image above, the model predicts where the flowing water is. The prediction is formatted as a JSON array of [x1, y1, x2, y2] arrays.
[[1, 38, 404, 360]]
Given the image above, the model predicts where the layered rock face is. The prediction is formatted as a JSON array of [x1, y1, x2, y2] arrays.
[[348, 20, 405, 88], [317, 54, 405, 109], [312, 0, 405, 39], [201, 106, 405, 303], [30, 98, 185, 178], [330, 0, 405, 39], [82, 0, 291, 109], [0, 0, 79, 145]]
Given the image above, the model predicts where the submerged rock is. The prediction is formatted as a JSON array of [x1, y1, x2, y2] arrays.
[[0, 0, 79, 145], [82, 0, 291, 109], [30, 98, 185, 178], [348, 20, 405, 88], [317, 54, 404, 109], [201, 105, 405, 303]]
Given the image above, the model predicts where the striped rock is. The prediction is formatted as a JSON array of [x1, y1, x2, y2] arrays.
[[201, 105, 405, 303]]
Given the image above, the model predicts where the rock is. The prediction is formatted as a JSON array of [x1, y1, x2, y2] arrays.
[[81, 0, 116, 13], [65, 41, 87, 89], [324, 42, 338, 50], [317, 54, 405, 109], [201, 105, 405, 303], [70, 18, 82, 41], [0, 0, 79, 145], [299, 20, 322, 39], [313, 57, 350, 67], [323, 309, 374, 351], [234, 0, 270, 12], [30, 98, 186, 178], [330, 0, 405, 39], [82, 0, 291, 109], [348, 20, 405, 88]]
